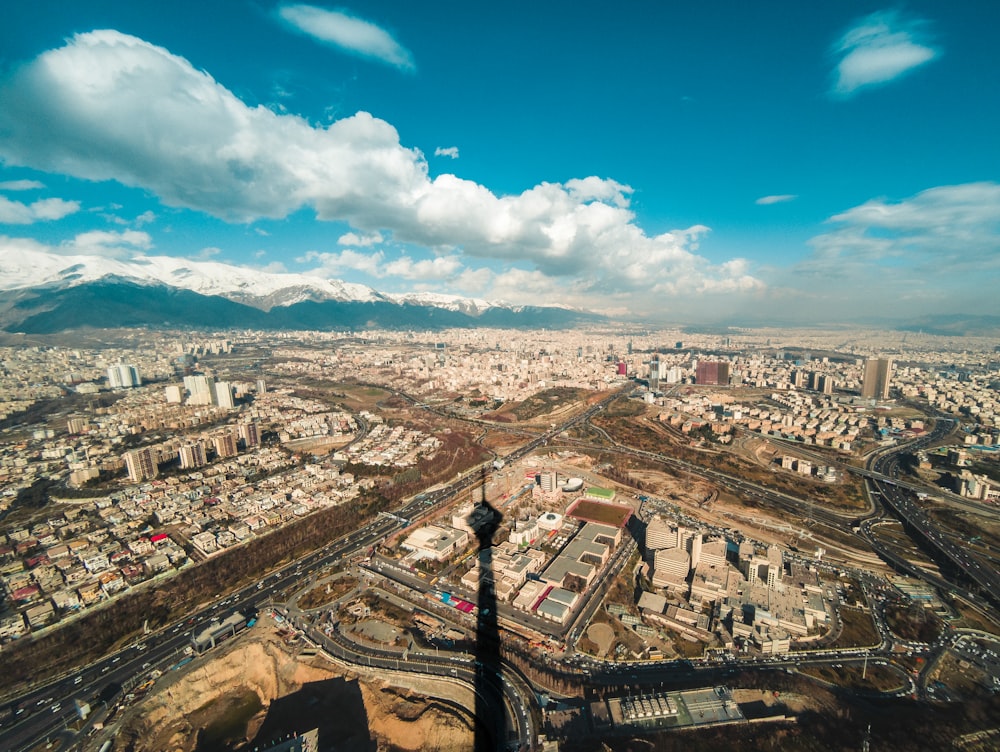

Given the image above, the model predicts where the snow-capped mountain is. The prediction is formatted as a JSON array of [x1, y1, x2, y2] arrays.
[[0, 247, 386, 309], [0, 248, 602, 333], [385, 291, 500, 316]]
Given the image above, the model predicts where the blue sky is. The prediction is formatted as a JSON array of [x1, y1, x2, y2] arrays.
[[0, 1, 997, 324]]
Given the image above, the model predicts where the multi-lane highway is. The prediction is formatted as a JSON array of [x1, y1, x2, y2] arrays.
[[863, 418, 1000, 607], [3, 385, 993, 750]]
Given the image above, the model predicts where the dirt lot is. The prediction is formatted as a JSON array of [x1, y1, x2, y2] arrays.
[[110, 619, 473, 752]]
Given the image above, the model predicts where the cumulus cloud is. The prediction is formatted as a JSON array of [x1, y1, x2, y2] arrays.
[[434, 146, 459, 159], [0, 195, 80, 224], [59, 229, 152, 258], [0, 179, 45, 191], [755, 194, 797, 205], [0, 30, 762, 308], [337, 230, 383, 247], [301, 248, 463, 282], [278, 4, 415, 71], [831, 10, 937, 97], [382, 254, 463, 281]]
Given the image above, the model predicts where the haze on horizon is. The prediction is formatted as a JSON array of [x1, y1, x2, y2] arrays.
[[0, 1, 997, 326]]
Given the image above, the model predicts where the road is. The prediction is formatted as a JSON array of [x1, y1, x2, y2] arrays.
[[3, 386, 992, 749]]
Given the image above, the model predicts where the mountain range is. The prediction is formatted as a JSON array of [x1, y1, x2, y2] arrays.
[[0, 250, 601, 333]]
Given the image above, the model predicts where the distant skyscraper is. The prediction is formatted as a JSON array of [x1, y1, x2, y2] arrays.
[[107, 363, 140, 388], [164, 384, 183, 403], [862, 358, 892, 400], [124, 447, 157, 482], [256, 378, 267, 395], [212, 380, 235, 409], [695, 361, 730, 386], [183, 374, 213, 405]]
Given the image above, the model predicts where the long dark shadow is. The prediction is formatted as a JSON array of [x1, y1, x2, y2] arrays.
[[470, 496, 504, 751]]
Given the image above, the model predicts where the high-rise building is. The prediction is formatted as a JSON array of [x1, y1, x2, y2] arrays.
[[164, 385, 184, 403], [256, 378, 267, 395], [862, 358, 892, 400], [212, 381, 235, 409], [179, 442, 207, 469], [212, 431, 238, 458], [124, 447, 157, 482], [183, 375, 213, 405], [695, 361, 730, 386], [238, 421, 260, 448], [107, 363, 141, 388]]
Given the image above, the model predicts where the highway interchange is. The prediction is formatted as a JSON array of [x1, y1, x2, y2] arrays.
[[2, 386, 999, 750]]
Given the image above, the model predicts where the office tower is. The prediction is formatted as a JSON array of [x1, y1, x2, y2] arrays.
[[164, 384, 183, 403], [124, 447, 157, 482], [256, 378, 267, 395], [862, 358, 892, 399], [695, 361, 730, 386], [107, 363, 141, 388]]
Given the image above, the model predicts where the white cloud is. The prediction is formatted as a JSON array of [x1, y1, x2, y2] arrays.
[[59, 229, 152, 258], [278, 4, 415, 72], [302, 248, 462, 282], [0, 195, 80, 224], [382, 254, 463, 281], [134, 210, 156, 227], [337, 230, 383, 247], [831, 10, 938, 97], [798, 181, 1000, 295], [755, 194, 797, 205], [257, 261, 288, 274], [0, 30, 762, 309], [434, 146, 459, 159], [300, 249, 386, 277], [0, 179, 45, 191], [196, 246, 222, 260]]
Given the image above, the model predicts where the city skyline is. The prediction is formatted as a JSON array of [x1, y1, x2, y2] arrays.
[[1, 2, 998, 325]]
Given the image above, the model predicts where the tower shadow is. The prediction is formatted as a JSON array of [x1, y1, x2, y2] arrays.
[[470, 497, 504, 751]]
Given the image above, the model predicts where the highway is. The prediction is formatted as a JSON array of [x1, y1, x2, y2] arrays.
[[0, 389, 633, 751], [862, 418, 1000, 608], [3, 384, 992, 750]]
